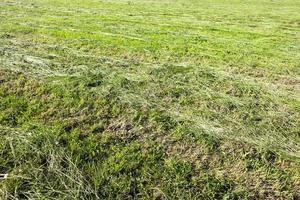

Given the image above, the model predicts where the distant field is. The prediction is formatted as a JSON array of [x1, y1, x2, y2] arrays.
[[0, 0, 300, 199]]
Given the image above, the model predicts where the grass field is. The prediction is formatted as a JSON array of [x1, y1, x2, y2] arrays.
[[0, 0, 300, 199]]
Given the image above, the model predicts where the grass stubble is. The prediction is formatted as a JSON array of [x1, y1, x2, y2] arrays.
[[0, 0, 300, 199]]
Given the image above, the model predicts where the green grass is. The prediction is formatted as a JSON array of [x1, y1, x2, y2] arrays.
[[0, 0, 300, 199]]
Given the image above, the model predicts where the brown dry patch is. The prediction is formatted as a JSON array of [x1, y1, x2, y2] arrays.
[[107, 118, 133, 133], [155, 135, 300, 199], [0, 69, 17, 83], [0, 70, 5, 83], [105, 118, 137, 141], [274, 75, 300, 92], [276, 75, 300, 86]]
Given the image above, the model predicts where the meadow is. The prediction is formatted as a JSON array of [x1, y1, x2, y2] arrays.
[[0, 0, 300, 199]]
